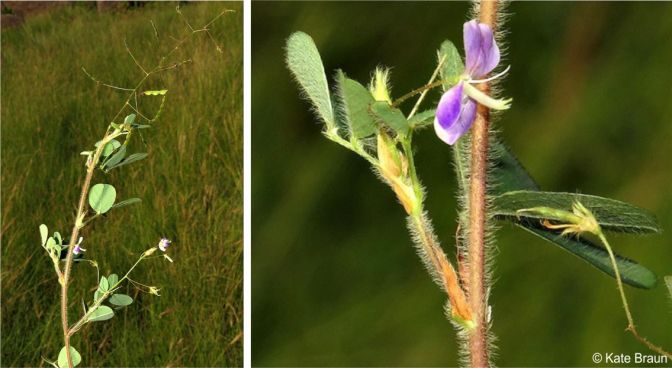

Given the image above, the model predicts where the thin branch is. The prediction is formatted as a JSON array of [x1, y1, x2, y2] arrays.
[[408, 55, 445, 119], [124, 38, 149, 76], [81, 67, 135, 92]]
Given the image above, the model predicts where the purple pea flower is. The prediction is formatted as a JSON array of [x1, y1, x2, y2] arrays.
[[73, 237, 86, 255], [434, 20, 512, 145], [158, 238, 172, 252]]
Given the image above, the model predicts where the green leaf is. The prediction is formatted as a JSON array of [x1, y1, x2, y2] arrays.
[[124, 114, 136, 125], [46, 237, 57, 252], [143, 89, 168, 96], [57, 346, 81, 368], [493, 191, 660, 234], [336, 71, 377, 138], [111, 198, 141, 210], [665, 276, 672, 300], [54, 232, 62, 247], [104, 153, 148, 172], [99, 276, 109, 292], [369, 101, 409, 134], [40, 224, 48, 246], [88, 184, 116, 214], [438, 40, 464, 90], [95, 139, 121, 158], [510, 222, 656, 289], [408, 109, 435, 129], [107, 274, 118, 288], [131, 124, 151, 129], [87, 305, 114, 322], [491, 141, 539, 194], [102, 145, 126, 169], [109, 294, 133, 306], [94, 289, 103, 302], [286, 31, 334, 126]]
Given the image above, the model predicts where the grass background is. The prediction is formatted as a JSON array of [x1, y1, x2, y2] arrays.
[[1, 2, 242, 366], [252, 2, 672, 366]]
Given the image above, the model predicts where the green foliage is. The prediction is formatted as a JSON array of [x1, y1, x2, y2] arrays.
[[286, 31, 334, 127], [665, 276, 672, 300], [2, 3, 242, 366], [87, 306, 114, 322], [40, 224, 49, 246], [98, 276, 109, 292], [370, 101, 409, 135], [438, 40, 463, 89], [408, 109, 435, 129], [57, 346, 81, 368], [109, 294, 133, 307], [335, 71, 377, 139], [102, 145, 126, 169], [88, 184, 117, 214], [107, 274, 119, 288]]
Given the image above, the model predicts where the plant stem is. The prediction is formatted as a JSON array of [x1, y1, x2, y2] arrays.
[[596, 232, 672, 360], [468, 1, 498, 366], [60, 136, 110, 368]]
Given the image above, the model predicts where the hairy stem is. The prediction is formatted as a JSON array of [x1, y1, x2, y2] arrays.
[[60, 136, 111, 368], [468, 1, 498, 366], [596, 232, 672, 360]]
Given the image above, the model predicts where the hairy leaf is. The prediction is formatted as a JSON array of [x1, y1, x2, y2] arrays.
[[286, 32, 334, 126], [370, 101, 409, 134], [335, 71, 377, 138], [438, 40, 463, 90]]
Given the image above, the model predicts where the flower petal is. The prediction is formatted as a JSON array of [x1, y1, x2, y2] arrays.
[[463, 20, 500, 78], [434, 84, 477, 145]]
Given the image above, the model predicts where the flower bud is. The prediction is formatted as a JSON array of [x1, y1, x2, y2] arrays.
[[369, 67, 392, 104]]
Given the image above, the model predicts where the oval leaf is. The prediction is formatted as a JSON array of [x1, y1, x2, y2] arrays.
[[40, 224, 48, 246], [88, 184, 116, 214], [286, 31, 334, 127], [109, 294, 133, 306], [107, 274, 119, 288], [57, 346, 82, 368], [369, 101, 409, 134], [99, 276, 109, 292], [87, 305, 114, 322], [336, 71, 376, 139]]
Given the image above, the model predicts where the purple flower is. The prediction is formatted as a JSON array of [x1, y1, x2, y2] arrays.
[[73, 237, 86, 255], [434, 20, 512, 145], [158, 238, 172, 252]]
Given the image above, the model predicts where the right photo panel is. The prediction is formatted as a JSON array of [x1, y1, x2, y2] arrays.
[[252, 1, 672, 367]]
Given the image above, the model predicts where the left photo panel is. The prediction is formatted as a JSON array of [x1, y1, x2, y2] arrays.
[[0, 2, 242, 367]]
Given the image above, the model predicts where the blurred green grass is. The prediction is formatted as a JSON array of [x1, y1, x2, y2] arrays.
[[252, 2, 672, 366], [1, 2, 242, 366]]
